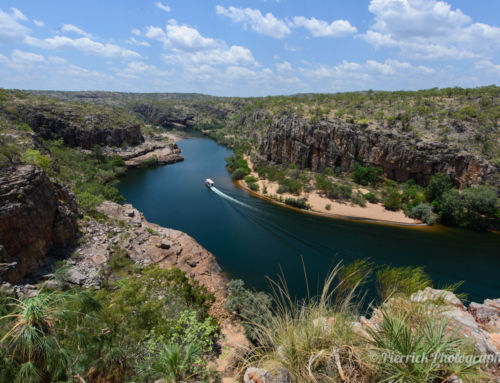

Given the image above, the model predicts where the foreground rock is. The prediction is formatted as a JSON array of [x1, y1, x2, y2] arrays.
[[0, 165, 78, 283], [65, 201, 248, 379]]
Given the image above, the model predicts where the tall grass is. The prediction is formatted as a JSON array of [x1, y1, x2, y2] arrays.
[[239, 263, 485, 383]]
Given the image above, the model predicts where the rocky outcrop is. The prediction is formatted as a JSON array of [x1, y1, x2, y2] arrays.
[[358, 287, 500, 358], [118, 141, 183, 167], [0, 165, 78, 283], [251, 113, 497, 187]]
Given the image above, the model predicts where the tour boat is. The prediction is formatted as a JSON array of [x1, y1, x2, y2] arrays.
[[205, 178, 214, 188]]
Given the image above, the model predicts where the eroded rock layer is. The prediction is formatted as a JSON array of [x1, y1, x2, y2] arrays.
[[0, 165, 78, 283]]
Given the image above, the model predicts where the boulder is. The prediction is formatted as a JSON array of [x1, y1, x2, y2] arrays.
[[244, 367, 292, 383]]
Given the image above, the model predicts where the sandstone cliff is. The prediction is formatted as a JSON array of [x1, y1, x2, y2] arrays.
[[0, 165, 78, 283], [20, 107, 144, 149], [246, 112, 498, 187]]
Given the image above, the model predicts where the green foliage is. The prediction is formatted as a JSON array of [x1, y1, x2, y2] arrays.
[[0, 135, 21, 166], [140, 155, 158, 167], [45, 139, 125, 215], [278, 177, 303, 195], [244, 175, 258, 183], [351, 163, 383, 186], [0, 291, 100, 383], [21, 149, 52, 171], [225, 279, 272, 344], [315, 174, 352, 200], [383, 189, 403, 211], [284, 197, 310, 209], [232, 168, 247, 180], [170, 310, 219, 353], [364, 192, 379, 203], [367, 309, 482, 383], [247, 181, 259, 191], [439, 186, 499, 230], [226, 153, 250, 174], [336, 259, 374, 304], [410, 202, 436, 225], [352, 191, 367, 207], [0, 266, 218, 382], [376, 265, 433, 300], [425, 173, 453, 203]]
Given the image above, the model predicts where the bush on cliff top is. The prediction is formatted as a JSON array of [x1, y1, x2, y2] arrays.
[[0, 266, 218, 383]]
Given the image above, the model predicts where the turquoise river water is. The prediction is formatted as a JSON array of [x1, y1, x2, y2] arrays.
[[118, 137, 500, 302]]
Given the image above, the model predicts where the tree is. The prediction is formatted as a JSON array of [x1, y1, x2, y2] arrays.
[[425, 173, 452, 202]]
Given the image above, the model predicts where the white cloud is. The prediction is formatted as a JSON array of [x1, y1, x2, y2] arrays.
[[131, 28, 141, 36], [301, 58, 436, 90], [292, 16, 357, 37], [61, 24, 92, 38], [145, 20, 219, 51], [0, 7, 31, 43], [126, 37, 150, 47], [363, 0, 500, 60], [474, 60, 500, 77], [25, 35, 141, 59], [276, 61, 292, 72], [216, 5, 291, 39], [118, 61, 169, 79], [10, 8, 28, 21], [144, 19, 259, 69], [154, 2, 171, 12], [11, 49, 45, 64], [33, 20, 44, 27], [162, 45, 257, 67]]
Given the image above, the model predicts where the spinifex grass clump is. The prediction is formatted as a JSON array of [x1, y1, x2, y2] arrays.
[[239, 262, 485, 383]]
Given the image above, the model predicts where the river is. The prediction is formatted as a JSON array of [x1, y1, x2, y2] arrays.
[[118, 137, 500, 302]]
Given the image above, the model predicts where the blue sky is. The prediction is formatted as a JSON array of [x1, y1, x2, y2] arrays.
[[0, 0, 499, 96]]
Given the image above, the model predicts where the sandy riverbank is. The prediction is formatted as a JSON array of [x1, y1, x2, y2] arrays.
[[238, 157, 422, 226]]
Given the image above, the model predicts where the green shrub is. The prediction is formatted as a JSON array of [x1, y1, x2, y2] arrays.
[[232, 168, 247, 180], [247, 182, 259, 192], [383, 189, 402, 211], [278, 177, 303, 195], [439, 186, 499, 230], [225, 279, 272, 344], [351, 163, 383, 186], [284, 198, 310, 209], [244, 175, 258, 183], [410, 202, 436, 225], [21, 149, 51, 171], [140, 155, 158, 167], [425, 173, 452, 202], [364, 192, 378, 203], [325, 203, 331, 210], [352, 191, 367, 207]]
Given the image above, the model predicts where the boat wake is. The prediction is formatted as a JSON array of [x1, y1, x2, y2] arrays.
[[211, 187, 255, 210]]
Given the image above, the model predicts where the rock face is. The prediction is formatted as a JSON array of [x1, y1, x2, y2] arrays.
[[0, 165, 78, 283], [17, 106, 144, 149], [65, 202, 227, 314], [251, 113, 496, 187], [119, 141, 184, 167]]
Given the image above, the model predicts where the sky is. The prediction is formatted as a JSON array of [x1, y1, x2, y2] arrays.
[[0, 0, 499, 96]]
